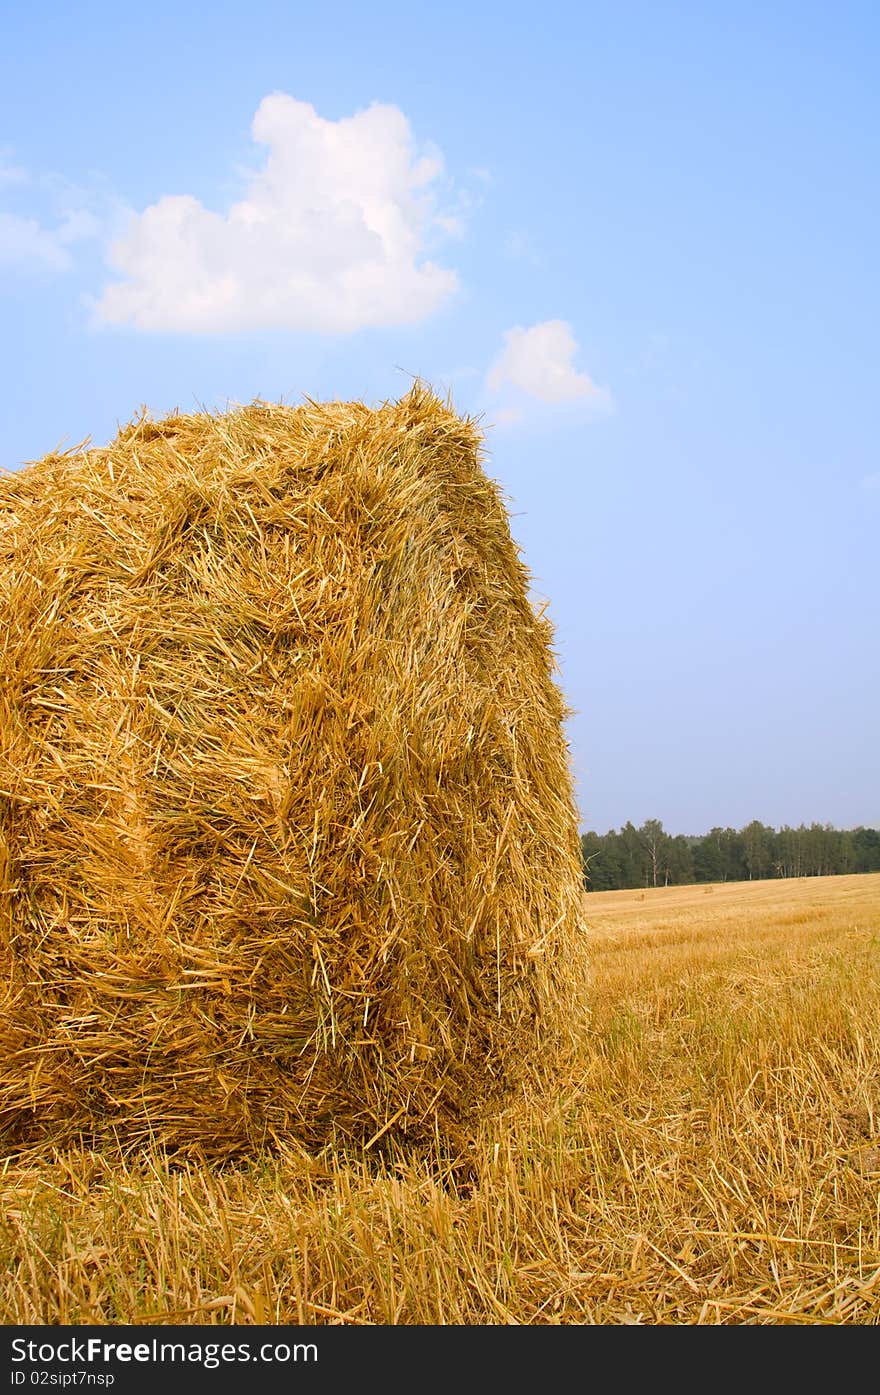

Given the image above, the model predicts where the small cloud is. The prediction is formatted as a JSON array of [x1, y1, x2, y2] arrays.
[[468, 166, 493, 184], [0, 154, 111, 276], [0, 212, 72, 271], [860, 473, 880, 492], [487, 319, 612, 408], [0, 151, 27, 187], [57, 209, 102, 245], [436, 213, 466, 238], [95, 94, 461, 334], [503, 230, 539, 263], [0, 209, 98, 273], [492, 406, 524, 427]]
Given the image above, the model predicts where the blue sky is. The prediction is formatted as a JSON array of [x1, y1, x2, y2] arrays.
[[2, 1, 877, 834]]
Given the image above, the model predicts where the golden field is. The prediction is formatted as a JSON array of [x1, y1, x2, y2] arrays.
[[2, 872, 878, 1325]]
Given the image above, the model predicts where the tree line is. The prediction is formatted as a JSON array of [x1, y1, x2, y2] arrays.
[[580, 819, 880, 891]]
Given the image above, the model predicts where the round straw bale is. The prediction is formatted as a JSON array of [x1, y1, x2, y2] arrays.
[[0, 387, 587, 1157]]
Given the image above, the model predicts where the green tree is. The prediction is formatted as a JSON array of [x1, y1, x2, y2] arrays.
[[639, 819, 669, 888], [664, 833, 695, 884], [581, 819, 879, 890], [693, 832, 723, 882], [741, 820, 774, 880], [853, 826, 880, 873], [617, 821, 648, 888], [581, 830, 624, 890]]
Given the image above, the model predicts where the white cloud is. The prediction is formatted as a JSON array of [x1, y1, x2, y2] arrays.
[[503, 230, 539, 263], [861, 472, 880, 492], [0, 213, 70, 271], [487, 320, 610, 405], [492, 406, 524, 426], [0, 152, 27, 187], [0, 209, 99, 273], [0, 148, 107, 275], [95, 94, 460, 334]]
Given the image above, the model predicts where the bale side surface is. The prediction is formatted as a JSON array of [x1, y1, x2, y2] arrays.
[[0, 388, 587, 1157]]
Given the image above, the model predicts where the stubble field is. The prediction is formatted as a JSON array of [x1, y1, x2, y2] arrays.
[[2, 872, 878, 1324]]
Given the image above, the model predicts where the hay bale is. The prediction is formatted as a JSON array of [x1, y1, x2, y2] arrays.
[[0, 387, 587, 1157]]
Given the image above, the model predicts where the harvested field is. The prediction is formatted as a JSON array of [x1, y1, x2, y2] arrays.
[[2, 873, 878, 1324]]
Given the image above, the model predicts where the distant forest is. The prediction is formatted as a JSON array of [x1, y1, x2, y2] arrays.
[[580, 820, 880, 891]]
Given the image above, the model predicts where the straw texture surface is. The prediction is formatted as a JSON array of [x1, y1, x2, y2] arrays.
[[0, 388, 587, 1157]]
